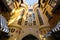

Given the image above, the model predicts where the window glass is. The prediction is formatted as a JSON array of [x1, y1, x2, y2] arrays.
[[33, 21, 36, 25], [25, 0, 38, 6]]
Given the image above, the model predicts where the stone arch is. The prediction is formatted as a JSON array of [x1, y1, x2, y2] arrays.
[[33, 3, 39, 11], [22, 34, 39, 40]]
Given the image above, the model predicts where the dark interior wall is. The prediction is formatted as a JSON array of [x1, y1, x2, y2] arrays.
[[0, 0, 7, 12], [22, 34, 39, 40], [50, 31, 60, 40], [21, 0, 23, 3], [0, 0, 11, 12], [52, 0, 60, 13], [0, 0, 11, 21], [38, 0, 40, 7]]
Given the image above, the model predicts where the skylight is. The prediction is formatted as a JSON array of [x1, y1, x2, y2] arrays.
[[25, 0, 38, 6]]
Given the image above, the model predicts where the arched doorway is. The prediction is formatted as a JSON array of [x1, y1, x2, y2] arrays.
[[22, 34, 39, 40]]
